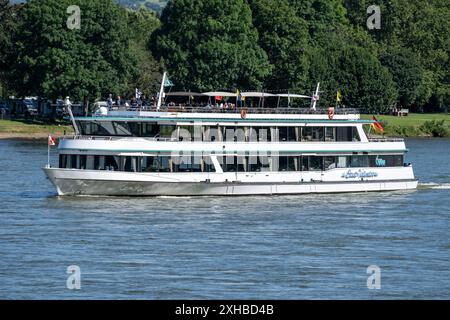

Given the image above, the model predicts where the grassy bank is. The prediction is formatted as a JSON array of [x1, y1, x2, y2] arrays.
[[1, 114, 449, 139], [361, 113, 450, 137], [0, 119, 73, 140]]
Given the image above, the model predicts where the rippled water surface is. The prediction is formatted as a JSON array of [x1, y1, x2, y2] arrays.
[[0, 138, 449, 299]]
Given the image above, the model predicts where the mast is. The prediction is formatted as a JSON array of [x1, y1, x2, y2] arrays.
[[311, 82, 320, 111], [64, 97, 79, 136], [157, 72, 167, 111]]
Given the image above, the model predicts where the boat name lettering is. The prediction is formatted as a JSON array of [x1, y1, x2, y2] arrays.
[[341, 169, 378, 179]]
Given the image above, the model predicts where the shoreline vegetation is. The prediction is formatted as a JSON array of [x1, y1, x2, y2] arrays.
[[1, 113, 450, 140], [0, 119, 73, 140]]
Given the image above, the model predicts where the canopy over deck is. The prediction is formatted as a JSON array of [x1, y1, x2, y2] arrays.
[[202, 92, 236, 97], [165, 91, 205, 97], [241, 92, 277, 98], [277, 94, 311, 99]]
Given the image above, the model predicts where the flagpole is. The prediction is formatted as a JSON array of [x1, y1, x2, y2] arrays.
[[47, 136, 50, 168]]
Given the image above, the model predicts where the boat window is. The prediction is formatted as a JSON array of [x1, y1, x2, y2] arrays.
[[335, 127, 360, 142], [94, 156, 105, 170], [369, 155, 403, 167], [86, 156, 95, 170], [123, 156, 139, 172], [278, 156, 298, 171], [324, 156, 337, 170], [159, 125, 177, 139], [325, 127, 335, 141], [302, 127, 313, 141], [57, 154, 405, 173], [224, 127, 245, 142], [257, 127, 271, 142], [248, 155, 270, 172], [141, 123, 159, 137], [309, 156, 324, 171], [59, 155, 67, 169], [70, 155, 77, 169], [204, 126, 222, 142], [350, 155, 369, 167], [104, 156, 119, 171], [112, 121, 133, 136], [79, 121, 110, 136], [337, 156, 348, 168]]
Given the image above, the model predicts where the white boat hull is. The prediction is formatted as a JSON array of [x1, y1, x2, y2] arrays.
[[43, 168, 418, 196]]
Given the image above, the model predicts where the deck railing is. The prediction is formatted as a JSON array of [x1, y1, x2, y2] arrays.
[[368, 138, 404, 142], [112, 106, 360, 115]]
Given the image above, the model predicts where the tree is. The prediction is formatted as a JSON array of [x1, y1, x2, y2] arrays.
[[380, 47, 425, 109], [0, 0, 20, 97], [309, 43, 397, 113], [10, 0, 137, 108], [151, 0, 272, 91], [336, 46, 397, 113], [344, 0, 450, 111], [126, 8, 162, 97], [249, 0, 310, 92], [289, 0, 349, 44]]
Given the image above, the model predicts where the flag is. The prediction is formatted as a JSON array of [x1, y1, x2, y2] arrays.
[[372, 116, 384, 134], [48, 135, 56, 146], [135, 88, 142, 99], [164, 76, 173, 87], [336, 91, 342, 103], [215, 96, 222, 101], [236, 89, 242, 103]]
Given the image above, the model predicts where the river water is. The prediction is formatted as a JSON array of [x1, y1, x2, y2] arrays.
[[0, 138, 449, 299]]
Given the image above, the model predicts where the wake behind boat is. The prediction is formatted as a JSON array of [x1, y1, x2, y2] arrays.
[[43, 75, 418, 196]]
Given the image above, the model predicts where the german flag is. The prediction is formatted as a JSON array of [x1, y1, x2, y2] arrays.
[[372, 116, 384, 134]]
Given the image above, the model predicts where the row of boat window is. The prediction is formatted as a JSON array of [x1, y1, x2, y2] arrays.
[[59, 154, 404, 172], [77, 121, 360, 142]]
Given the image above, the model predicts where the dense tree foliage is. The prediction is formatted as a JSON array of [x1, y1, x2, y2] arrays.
[[249, 0, 309, 92], [151, 0, 272, 91], [9, 0, 137, 105], [344, 0, 450, 111], [126, 8, 162, 97], [0, 0, 20, 96], [1, 0, 449, 113]]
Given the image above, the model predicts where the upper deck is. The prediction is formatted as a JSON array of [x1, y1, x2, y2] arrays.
[[78, 107, 368, 123]]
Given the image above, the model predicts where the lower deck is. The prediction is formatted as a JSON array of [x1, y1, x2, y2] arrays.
[[43, 166, 417, 196]]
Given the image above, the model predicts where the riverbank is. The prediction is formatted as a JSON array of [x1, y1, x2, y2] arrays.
[[1, 114, 450, 139], [0, 119, 73, 140], [361, 113, 450, 137]]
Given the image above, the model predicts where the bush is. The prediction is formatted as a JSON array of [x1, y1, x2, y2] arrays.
[[419, 120, 450, 137]]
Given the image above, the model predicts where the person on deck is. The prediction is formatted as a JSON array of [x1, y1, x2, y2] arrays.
[[107, 94, 113, 110]]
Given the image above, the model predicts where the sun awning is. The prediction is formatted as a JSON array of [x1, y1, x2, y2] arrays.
[[202, 91, 237, 97], [165, 91, 205, 97], [277, 94, 311, 99], [241, 92, 277, 98]]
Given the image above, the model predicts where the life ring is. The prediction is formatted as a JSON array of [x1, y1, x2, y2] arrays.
[[241, 109, 247, 119], [327, 107, 335, 120]]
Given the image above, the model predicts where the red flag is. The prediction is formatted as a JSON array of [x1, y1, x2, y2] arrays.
[[372, 116, 384, 134], [48, 135, 56, 146], [215, 96, 222, 102]]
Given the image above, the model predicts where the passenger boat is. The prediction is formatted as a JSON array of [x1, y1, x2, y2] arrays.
[[43, 77, 418, 196]]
